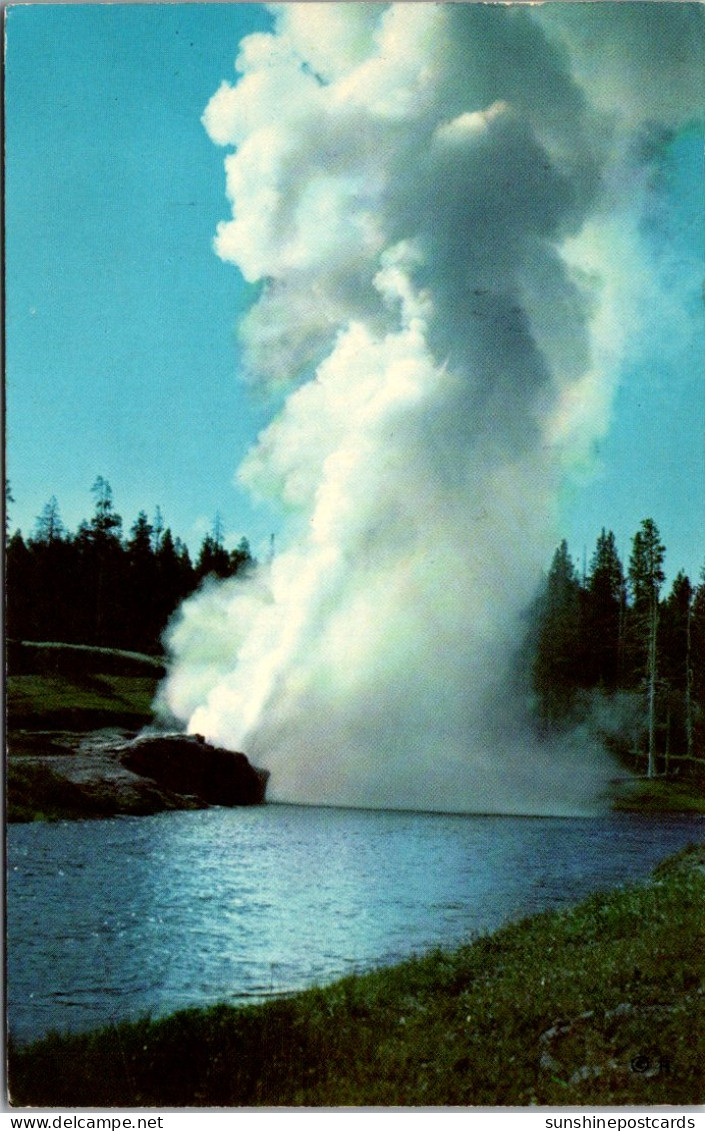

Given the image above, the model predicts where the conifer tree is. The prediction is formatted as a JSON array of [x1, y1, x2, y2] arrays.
[[691, 568, 705, 763], [586, 528, 625, 689], [6, 529, 32, 639], [126, 512, 158, 650], [77, 478, 125, 646], [33, 496, 65, 544], [152, 506, 165, 553], [628, 519, 666, 777], [196, 515, 231, 580], [5, 480, 15, 543], [230, 536, 255, 575], [660, 571, 694, 766], [28, 497, 75, 642], [532, 540, 583, 728]]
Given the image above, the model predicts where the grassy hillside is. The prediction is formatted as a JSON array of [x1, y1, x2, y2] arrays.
[[7, 672, 159, 731], [7, 641, 163, 731], [8, 845, 704, 1108]]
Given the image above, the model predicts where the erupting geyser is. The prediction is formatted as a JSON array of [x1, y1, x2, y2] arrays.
[[157, 3, 704, 814]]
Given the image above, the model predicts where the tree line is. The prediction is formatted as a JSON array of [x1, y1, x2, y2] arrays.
[[527, 519, 705, 779], [5, 477, 254, 654], [6, 481, 704, 777]]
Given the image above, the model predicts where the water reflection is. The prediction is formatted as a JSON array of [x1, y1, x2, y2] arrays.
[[8, 805, 703, 1043]]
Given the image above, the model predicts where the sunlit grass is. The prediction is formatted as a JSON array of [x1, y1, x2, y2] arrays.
[[7, 673, 158, 728], [8, 846, 704, 1108]]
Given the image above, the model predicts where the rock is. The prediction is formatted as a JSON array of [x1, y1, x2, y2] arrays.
[[568, 1063, 616, 1085], [605, 1002, 634, 1020], [539, 1050, 561, 1073], [119, 733, 269, 807], [8, 729, 270, 822], [7, 748, 197, 822]]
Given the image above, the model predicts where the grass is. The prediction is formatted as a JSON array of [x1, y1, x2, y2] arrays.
[[611, 777, 705, 815], [7, 672, 159, 730], [8, 845, 705, 1108]]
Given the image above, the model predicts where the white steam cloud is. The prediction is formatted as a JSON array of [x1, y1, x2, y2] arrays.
[[157, 3, 704, 814]]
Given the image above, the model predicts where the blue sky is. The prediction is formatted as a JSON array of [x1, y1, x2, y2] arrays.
[[559, 123, 705, 584], [6, 2, 275, 555], [5, 2, 704, 584]]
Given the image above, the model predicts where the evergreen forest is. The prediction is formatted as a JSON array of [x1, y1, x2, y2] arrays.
[[5, 477, 254, 655], [527, 520, 705, 781], [6, 480, 705, 780]]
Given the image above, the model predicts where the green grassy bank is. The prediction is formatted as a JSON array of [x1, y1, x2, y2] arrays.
[[610, 777, 705, 815], [8, 845, 704, 1108], [6, 641, 162, 732]]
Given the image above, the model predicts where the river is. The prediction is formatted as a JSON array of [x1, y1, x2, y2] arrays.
[[7, 804, 703, 1044]]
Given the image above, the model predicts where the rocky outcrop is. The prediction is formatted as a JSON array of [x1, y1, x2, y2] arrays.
[[7, 643, 270, 821], [120, 733, 269, 807], [7, 729, 269, 821]]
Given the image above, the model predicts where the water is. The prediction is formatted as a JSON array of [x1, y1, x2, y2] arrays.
[[7, 804, 702, 1044]]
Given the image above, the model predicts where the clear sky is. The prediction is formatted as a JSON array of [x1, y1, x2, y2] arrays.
[[5, 2, 704, 584], [6, 2, 276, 556], [559, 121, 705, 584]]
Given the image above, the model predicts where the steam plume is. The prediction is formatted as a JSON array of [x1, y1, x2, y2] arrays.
[[157, 3, 703, 814]]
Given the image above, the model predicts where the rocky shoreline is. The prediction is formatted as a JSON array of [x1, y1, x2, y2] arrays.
[[7, 728, 269, 821], [6, 641, 270, 822]]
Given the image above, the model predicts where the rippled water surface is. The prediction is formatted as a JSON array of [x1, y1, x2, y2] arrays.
[[7, 805, 703, 1043]]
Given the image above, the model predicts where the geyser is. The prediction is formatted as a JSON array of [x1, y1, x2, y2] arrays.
[[157, 3, 703, 814]]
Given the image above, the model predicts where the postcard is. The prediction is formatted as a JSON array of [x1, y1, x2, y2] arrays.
[[5, 1, 704, 1114]]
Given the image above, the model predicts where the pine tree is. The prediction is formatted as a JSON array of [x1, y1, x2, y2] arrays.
[[126, 512, 158, 651], [585, 528, 625, 689], [691, 567, 705, 765], [76, 478, 125, 646], [628, 519, 666, 777], [152, 506, 165, 553], [128, 511, 153, 559], [229, 536, 255, 575], [154, 530, 197, 642], [32, 496, 65, 544], [532, 540, 583, 728], [5, 480, 15, 543], [87, 476, 123, 542], [28, 497, 75, 642], [6, 530, 33, 639], [196, 515, 231, 580], [660, 571, 694, 768]]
